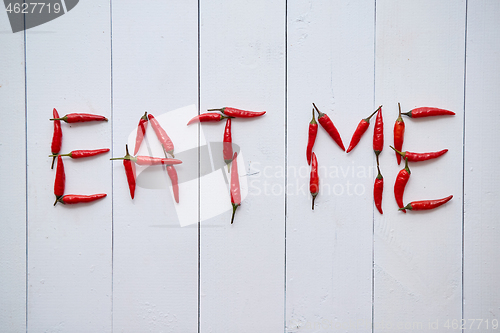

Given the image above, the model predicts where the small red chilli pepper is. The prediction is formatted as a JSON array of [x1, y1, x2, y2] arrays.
[[346, 106, 381, 153], [230, 152, 241, 224], [166, 165, 179, 203], [223, 118, 233, 172], [134, 112, 148, 155], [113, 144, 136, 199], [394, 103, 405, 165], [50, 113, 108, 123], [207, 107, 266, 118], [53, 155, 65, 206], [394, 157, 411, 213], [148, 114, 175, 157], [50, 148, 110, 159], [111, 155, 182, 166], [390, 146, 448, 162], [313, 103, 345, 151], [310, 152, 319, 210], [373, 106, 384, 156], [374, 162, 383, 215], [401, 195, 453, 211], [50, 108, 63, 169], [401, 107, 455, 118], [55, 194, 107, 205], [187, 112, 230, 125], [306, 108, 318, 165]]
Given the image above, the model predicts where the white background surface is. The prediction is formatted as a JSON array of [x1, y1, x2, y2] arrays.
[[1, 0, 499, 332]]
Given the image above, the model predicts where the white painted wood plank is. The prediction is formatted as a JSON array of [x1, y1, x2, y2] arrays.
[[111, 0, 199, 331], [464, 0, 500, 326], [286, 1, 375, 331], [25, 1, 112, 331], [199, 0, 285, 331], [374, 1, 465, 330], [0, 16, 26, 333]]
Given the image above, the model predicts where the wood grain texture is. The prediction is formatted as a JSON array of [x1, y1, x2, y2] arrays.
[[25, 1, 112, 331], [286, 0, 375, 332], [111, 0, 199, 332], [199, 0, 285, 331], [374, 1, 465, 331], [464, 0, 500, 325], [0, 14, 26, 333]]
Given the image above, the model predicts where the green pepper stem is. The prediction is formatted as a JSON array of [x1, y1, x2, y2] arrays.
[[141, 111, 148, 121], [399, 204, 412, 211], [365, 106, 381, 122], [376, 164, 383, 179], [404, 157, 411, 174], [389, 145, 405, 158], [207, 108, 224, 112], [312, 103, 324, 118], [230, 204, 239, 224], [310, 107, 317, 124], [51, 156, 56, 169], [312, 195, 317, 210], [397, 103, 403, 121]]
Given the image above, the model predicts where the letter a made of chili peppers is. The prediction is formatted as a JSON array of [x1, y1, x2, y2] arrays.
[[346, 106, 381, 153], [401, 107, 455, 118], [51, 108, 62, 169], [374, 162, 383, 214], [394, 157, 411, 213], [306, 108, 318, 165], [223, 118, 233, 172], [50, 113, 108, 123], [54, 155, 65, 206], [230, 152, 241, 224], [393, 103, 405, 165], [401, 195, 453, 211], [134, 112, 148, 155], [313, 103, 345, 151], [390, 146, 448, 162], [148, 114, 174, 157], [310, 152, 319, 210], [373, 106, 384, 156]]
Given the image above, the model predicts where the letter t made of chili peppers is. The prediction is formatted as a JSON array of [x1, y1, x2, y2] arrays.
[[230, 152, 241, 224], [393, 103, 405, 165]]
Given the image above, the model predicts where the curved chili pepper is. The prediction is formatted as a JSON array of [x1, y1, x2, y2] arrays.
[[394, 157, 411, 213], [111, 155, 182, 166], [390, 146, 448, 162], [401, 195, 453, 211], [117, 144, 136, 199], [310, 152, 319, 210], [134, 112, 148, 155], [187, 112, 229, 125], [56, 193, 107, 205], [230, 152, 241, 224], [346, 106, 381, 153], [166, 165, 179, 203], [148, 114, 174, 157], [373, 106, 384, 156], [374, 162, 383, 214], [393, 103, 405, 165], [51, 148, 110, 159], [208, 107, 266, 118], [402, 107, 455, 118], [51, 108, 63, 169], [306, 108, 318, 165], [50, 113, 108, 123], [53, 155, 65, 206], [223, 118, 233, 172], [313, 103, 345, 151]]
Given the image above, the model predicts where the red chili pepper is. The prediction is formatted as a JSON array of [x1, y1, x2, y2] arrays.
[[394, 157, 411, 213], [148, 114, 175, 156], [306, 108, 318, 165], [230, 152, 241, 224], [207, 107, 266, 118], [50, 108, 63, 169], [310, 152, 319, 210], [373, 106, 384, 156], [223, 118, 233, 172], [394, 103, 405, 165], [55, 194, 107, 205], [166, 165, 179, 203], [111, 155, 182, 166], [50, 113, 108, 123], [51, 148, 110, 159], [53, 155, 65, 205], [390, 146, 448, 162], [401, 107, 455, 118], [187, 112, 229, 125], [313, 103, 345, 151], [114, 144, 136, 199], [134, 112, 148, 155], [346, 106, 381, 153], [374, 162, 383, 214], [401, 195, 453, 211]]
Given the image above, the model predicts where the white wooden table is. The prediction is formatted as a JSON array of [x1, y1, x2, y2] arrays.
[[1, 0, 499, 332]]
